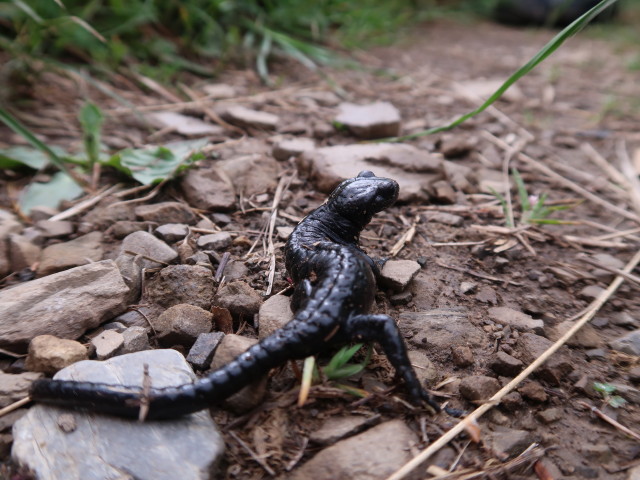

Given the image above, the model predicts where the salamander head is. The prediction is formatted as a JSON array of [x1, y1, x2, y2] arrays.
[[328, 171, 399, 224]]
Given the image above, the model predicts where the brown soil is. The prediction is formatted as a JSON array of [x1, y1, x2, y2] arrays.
[[2, 16, 640, 480]]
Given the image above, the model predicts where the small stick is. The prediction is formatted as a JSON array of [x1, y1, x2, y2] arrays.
[[562, 235, 629, 249], [214, 252, 231, 283], [138, 363, 152, 422], [285, 437, 309, 471], [578, 257, 640, 286], [0, 397, 31, 417], [386, 248, 640, 480], [49, 183, 121, 221], [578, 401, 640, 442], [390, 216, 419, 257], [581, 143, 629, 189], [616, 139, 640, 218], [435, 261, 523, 287], [228, 430, 276, 476]]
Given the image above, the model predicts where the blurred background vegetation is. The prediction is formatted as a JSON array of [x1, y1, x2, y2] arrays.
[[0, 0, 637, 83]]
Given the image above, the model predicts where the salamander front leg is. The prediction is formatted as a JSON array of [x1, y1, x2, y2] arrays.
[[343, 314, 440, 412]]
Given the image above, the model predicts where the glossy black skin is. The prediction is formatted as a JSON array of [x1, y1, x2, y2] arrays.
[[29, 171, 439, 419]]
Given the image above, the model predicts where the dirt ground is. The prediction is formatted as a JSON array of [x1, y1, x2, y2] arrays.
[[2, 15, 640, 480]]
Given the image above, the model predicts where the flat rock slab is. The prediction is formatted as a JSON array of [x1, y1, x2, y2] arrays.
[[297, 143, 444, 203], [37, 231, 103, 276], [0, 260, 130, 350], [398, 307, 485, 351], [335, 101, 401, 139], [487, 306, 544, 334], [290, 419, 417, 480], [12, 350, 223, 480]]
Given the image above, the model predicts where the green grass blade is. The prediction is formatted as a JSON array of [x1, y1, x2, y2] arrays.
[[511, 168, 530, 212], [324, 343, 363, 378], [0, 107, 74, 176], [488, 187, 513, 228], [79, 101, 104, 167], [387, 0, 619, 142]]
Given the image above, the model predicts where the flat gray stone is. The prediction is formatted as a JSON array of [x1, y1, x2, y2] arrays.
[[309, 415, 381, 446], [379, 260, 421, 292], [121, 231, 178, 268], [155, 224, 189, 244], [488, 307, 544, 334], [91, 330, 124, 360], [335, 101, 401, 139], [216, 154, 279, 198], [186, 332, 225, 370], [12, 350, 223, 480], [0, 372, 43, 408], [37, 231, 104, 276], [609, 329, 640, 356], [223, 105, 279, 129], [398, 307, 485, 351], [297, 143, 445, 203], [135, 202, 196, 225], [180, 168, 236, 212], [290, 420, 417, 480], [0, 260, 130, 350], [122, 326, 150, 354], [272, 137, 316, 161], [258, 295, 294, 340], [197, 232, 232, 250], [152, 304, 213, 348], [213, 281, 262, 320]]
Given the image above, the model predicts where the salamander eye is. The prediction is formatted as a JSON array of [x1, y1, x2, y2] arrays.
[[357, 171, 375, 178]]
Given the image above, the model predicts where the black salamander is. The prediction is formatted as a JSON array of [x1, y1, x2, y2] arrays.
[[29, 171, 440, 419]]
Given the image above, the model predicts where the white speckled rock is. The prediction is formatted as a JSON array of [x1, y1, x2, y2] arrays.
[[12, 349, 224, 480]]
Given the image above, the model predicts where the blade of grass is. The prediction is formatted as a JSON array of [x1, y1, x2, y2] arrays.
[[0, 108, 86, 187], [386, 0, 619, 142], [512, 169, 531, 212]]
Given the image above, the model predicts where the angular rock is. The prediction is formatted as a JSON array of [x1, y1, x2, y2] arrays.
[[148, 111, 223, 136], [399, 308, 485, 351], [105, 220, 152, 239], [537, 407, 563, 424], [518, 381, 548, 402], [180, 167, 236, 211], [211, 334, 267, 412], [197, 232, 232, 250], [155, 224, 189, 244], [430, 180, 457, 203], [146, 265, 214, 310], [121, 326, 150, 354], [153, 304, 213, 348], [459, 376, 500, 401], [213, 281, 262, 320], [0, 260, 130, 350], [335, 101, 401, 139], [609, 329, 640, 356], [186, 332, 225, 370], [589, 253, 624, 281], [439, 135, 477, 158], [114, 307, 157, 329], [407, 350, 438, 385], [389, 291, 412, 306], [35, 219, 74, 238], [485, 427, 533, 460], [258, 294, 294, 340], [309, 415, 381, 446], [0, 372, 43, 407], [37, 231, 104, 276], [548, 320, 601, 348], [612, 311, 638, 328], [115, 253, 144, 304], [217, 154, 279, 198], [487, 307, 544, 334], [12, 350, 224, 480], [223, 105, 279, 129], [272, 137, 316, 161], [297, 143, 444, 203], [459, 281, 477, 294], [423, 211, 464, 227], [26, 335, 88, 374], [86, 202, 136, 229], [451, 345, 474, 367], [475, 285, 498, 304], [91, 330, 125, 360], [490, 351, 523, 377], [290, 420, 417, 480], [120, 231, 178, 268], [517, 333, 573, 384], [135, 202, 196, 225], [379, 260, 421, 292], [578, 284, 605, 301]]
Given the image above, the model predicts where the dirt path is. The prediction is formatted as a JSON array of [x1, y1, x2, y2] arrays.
[[1, 17, 640, 480]]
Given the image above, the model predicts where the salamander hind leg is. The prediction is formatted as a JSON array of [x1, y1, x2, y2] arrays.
[[343, 313, 441, 412]]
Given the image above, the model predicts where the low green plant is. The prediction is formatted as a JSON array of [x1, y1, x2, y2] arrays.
[[0, 103, 206, 214], [593, 381, 627, 408], [491, 168, 577, 228]]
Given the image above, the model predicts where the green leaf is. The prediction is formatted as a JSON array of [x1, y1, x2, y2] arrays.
[[324, 343, 363, 377], [106, 138, 208, 185], [0, 146, 50, 169], [329, 364, 366, 380], [488, 186, 513, 228], [593, 382, 617, 394], [19, 171, 84, 214], [79, 101, 104, 166], [387, 0, 619, 142], [608, 395, 627, 408], [511, 168, 530, 212], [0, 108, 73, 175]]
